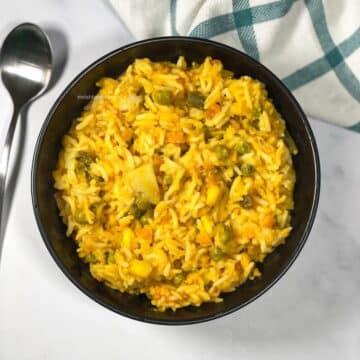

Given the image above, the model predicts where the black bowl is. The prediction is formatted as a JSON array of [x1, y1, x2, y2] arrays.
[[32, 37, 320, 325]]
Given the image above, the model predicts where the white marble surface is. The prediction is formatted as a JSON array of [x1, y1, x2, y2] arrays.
[[0, 1, 359, 359]]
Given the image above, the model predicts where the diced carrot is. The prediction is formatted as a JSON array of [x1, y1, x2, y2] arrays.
[[205, 104, 221, 119], [121, 127, 133, 142], [196, 233, 212, 247], [166, 131, 186, 144], [261, 214, 274, 228], [135, 226, 153, 241]]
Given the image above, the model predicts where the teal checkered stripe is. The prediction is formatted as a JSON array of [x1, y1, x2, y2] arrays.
[[170, 0, 360, 132]]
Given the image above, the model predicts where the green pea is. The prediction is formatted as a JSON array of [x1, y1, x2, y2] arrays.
[[139, 208, 154, 226], [235, 141, 251, 155], [216, 224, 232, 244], [203, 126, 211, 142], [211, 247, 225, 261], [209, 130, 223, 140], [252, 107, 262, 119], [128, 204, 143, 219], [154, 89, 173, 105], [135, 193, 151, 212], [84, 253, 97, 263], [163, 174, 173, 188], [213, 145, 229, 161], [94, 175, 104, 182], [87, 174, 104, 183], [106, 251, 116, 264], [75, 210, 89, 224], [241, 163, 254, 176], [187, 91, 205, 109], [240, 195, 253, 209], [173, 273, 185, 286], [75, 162, 87, 175], [76, 151, 100, 185], [76, 151, 95, 169], [250, 119, 259, 130]]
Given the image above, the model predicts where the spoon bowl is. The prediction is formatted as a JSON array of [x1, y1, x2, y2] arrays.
[[0, 23, 52, 107]]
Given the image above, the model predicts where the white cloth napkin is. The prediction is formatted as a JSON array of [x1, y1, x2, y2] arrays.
[[110, 0, 360, 132]]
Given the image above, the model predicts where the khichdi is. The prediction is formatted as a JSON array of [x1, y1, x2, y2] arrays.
[[53, 57, 297, 311]]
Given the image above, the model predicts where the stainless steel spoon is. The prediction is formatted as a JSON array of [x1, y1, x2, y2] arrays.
[[0, 23, 52, 254]]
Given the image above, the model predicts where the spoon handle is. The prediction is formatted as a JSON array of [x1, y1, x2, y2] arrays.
[[0, 106, 20, 258]]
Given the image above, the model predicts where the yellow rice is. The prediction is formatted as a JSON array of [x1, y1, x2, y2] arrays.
[[53, 57, 297, 311]]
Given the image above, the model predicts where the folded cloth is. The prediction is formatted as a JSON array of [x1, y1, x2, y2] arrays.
[[110, 0, 360, 132]]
